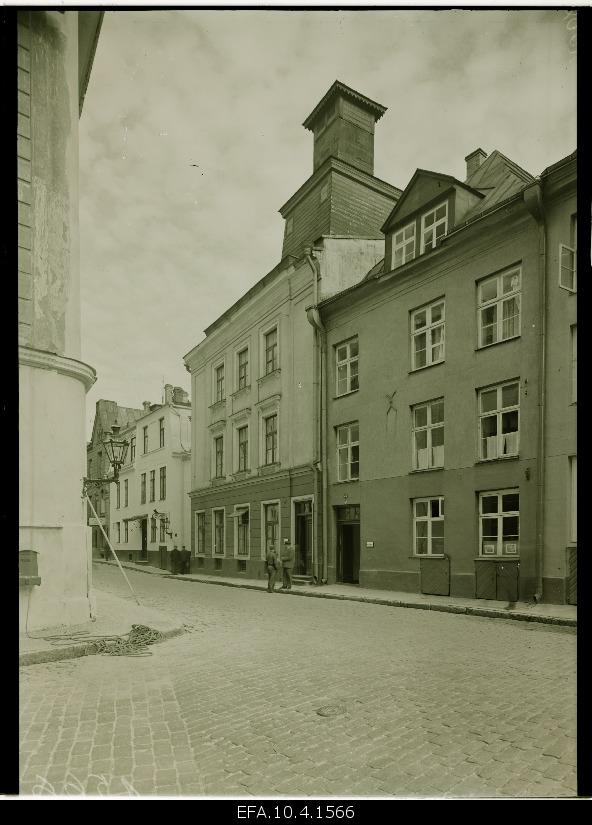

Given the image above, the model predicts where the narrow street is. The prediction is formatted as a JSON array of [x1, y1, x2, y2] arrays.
[[19, 565, 577, 798]]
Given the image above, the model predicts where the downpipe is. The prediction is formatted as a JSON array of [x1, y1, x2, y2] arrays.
[[523, 182, 546, 603]]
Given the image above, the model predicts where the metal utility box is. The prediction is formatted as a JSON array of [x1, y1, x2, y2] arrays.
[[475, 559, 519, 601], [19, 550, 41, 586], [420, 556, 450, 596]]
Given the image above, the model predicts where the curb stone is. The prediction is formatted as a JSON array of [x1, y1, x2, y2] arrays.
[[93, 559, 576, 629]]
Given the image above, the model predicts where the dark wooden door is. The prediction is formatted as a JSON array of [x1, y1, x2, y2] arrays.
[[141, 519, 148, 560], [339, 524, 360, 584], [294, 501, 312, 575]]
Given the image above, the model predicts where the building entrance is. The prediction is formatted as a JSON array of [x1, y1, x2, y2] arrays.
[[294, 499, 313, 575], [140, 519, 148, 560], [336, 505, 360, 584]]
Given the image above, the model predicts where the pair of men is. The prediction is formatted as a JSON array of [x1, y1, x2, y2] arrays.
[[266, 538, 295, 593]]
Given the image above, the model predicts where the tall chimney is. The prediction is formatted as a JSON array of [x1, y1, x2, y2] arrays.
[[164, 384, 174, 405], [465, 148, 488, 180], [142, 401, 151, 412]]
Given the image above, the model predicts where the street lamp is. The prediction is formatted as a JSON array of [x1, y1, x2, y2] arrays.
[[82, 423, 129, 497]]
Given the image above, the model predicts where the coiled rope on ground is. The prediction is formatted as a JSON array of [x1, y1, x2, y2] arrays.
[[28, 624, 164, 657]]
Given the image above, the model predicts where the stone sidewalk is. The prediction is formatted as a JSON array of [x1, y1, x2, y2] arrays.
[[94, 559, 576, 628], [20, 587, 187, 666]]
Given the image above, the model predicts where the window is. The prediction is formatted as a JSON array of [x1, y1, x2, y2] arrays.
[[559, 215, 577, 292], [236, 507, 249, 557], [420, 202, 448, 253], [116, 482, 120, 509], [478, 267, 521, 347], [264, 503, 279, 558], [215, 363, 225, 402], [238, 426, 249, 472], [214, 436, 224, 478], [130, 437, 136, 462], [159, 466, 166, 500], [237, 348, 249, 390], [392, 221, 416, 269], [195, 511, 206, 555], [479, 490, 520, 556], [159, 519, 166, 543], [479, 381, 520, 460], [213, 509, 225, 555], [124, 521, 129, 543], [140, 473, 146, 504], [413, 497, 444, 556], [411, 300, 445, 369], [412, 399, 444, 470], [264, 415, 278, 465], [570, 456, 577, 543], [264, 327, 278, 374], [124, 479, 128, 507], [151, 517, 157, 543], [116, 522, 121, 543], [337, 422, 359, 482], [571, 324, 577, 403], [336, 338, 359, 396], [149, 470, 155, 502], [159, 417, 165, 448], [143, 426, 148, 454]]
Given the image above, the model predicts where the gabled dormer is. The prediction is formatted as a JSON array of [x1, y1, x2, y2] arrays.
[[381, 170, 485, 273]]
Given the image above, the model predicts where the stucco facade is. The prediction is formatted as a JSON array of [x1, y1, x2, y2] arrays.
[[108, 386, 192, 570], [320, 151, 576, 605], [18, 11, 103, 631]]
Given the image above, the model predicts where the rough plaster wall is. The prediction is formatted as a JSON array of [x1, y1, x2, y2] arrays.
[[27, 11, 79, 357], [318, 237, 384, 300]]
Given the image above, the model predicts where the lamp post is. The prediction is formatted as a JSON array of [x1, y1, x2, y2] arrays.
[[82, 424, 141, 605]]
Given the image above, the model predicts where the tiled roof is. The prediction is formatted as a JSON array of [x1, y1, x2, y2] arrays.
[[463, 150, 534, 220]]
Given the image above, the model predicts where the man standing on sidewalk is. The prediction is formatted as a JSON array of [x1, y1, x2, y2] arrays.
[[280, 538, 295, 590], [266, 544, 280, 593]]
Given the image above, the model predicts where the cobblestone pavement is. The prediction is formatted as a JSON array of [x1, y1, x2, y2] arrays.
[[19, 565, 577, 798]]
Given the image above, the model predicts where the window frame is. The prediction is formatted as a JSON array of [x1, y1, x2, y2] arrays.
[[336, 422, 360, 483], [159, 417, 165, 448], [149, 469, 155, 502], [479, 489, 520, 557], [477, 266, 522, 349], [214, 362, 225, 403], [237, 347, 249, 391], [195, 510, 206, 556], [130, 437, 136, 463], [410, 299, 446, 370], [150, 517, 157, 544], [237, 424, 249, 472], [159, 466, 166, 500], [335, 337, 359, 397], [411, 398, 444, 471], [116, 522, 121, 544], [413, 496, 445, 557], [392, 220, 416, 269], [264, 413, 278, 466], [420, 201, 448, 254], [142, 426, 148, 454], [214, 435, 224, 479], [140, 473, 146, 505], [261, 500, 281, 560], [263, 326, 279, 376], [124, 520, 129, 543], [212, 507, 225, 556], [233, 503, 250, 559], [478, 380, 520, 462], [124, 479, 128, 507]]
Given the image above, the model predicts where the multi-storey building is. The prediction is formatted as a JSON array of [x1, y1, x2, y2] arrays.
[[109, 385, 192, 569], [183, 81, 401, 581], [86, 400, 143, 558], [318, 148, 576, 604]]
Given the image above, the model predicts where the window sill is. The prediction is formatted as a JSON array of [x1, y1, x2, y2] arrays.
[[211, 477, 226, 485], [209, 400, 227, 411], [411, 554, 445, 560], [258, 369, 281, 384], [475, 455, 519, 465], [474, 556, 520, 562], [409, 360, 445, 375], [475, 334, 520, 352], [231, 386, 251, 399], [232, 470, 251, 480], [334, 389, 359, 400], [409, 466, 444, 474], [259, 463, 281, 476], [335, 478, 360, 485]]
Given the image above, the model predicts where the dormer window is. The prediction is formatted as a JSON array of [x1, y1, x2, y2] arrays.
[[392, 221, 416, 269], [420, 202, 448, 253]]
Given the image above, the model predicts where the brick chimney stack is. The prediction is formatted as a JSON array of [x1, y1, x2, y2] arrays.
[[172, 387, 189, 405], [164, 384, 174, 405], [465, 148, 488, 180], [142, 401, 151, 412]]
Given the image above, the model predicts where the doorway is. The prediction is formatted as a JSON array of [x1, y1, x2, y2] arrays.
[[336, 505, 360, 584], [294, 499, 313, 575], [140, 519, 148, 560]]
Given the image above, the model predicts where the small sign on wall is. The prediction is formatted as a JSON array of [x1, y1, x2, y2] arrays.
[[366, 541, 374, 548]]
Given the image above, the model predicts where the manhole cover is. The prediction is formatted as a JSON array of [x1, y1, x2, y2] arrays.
[[316, 704, 346, 717]]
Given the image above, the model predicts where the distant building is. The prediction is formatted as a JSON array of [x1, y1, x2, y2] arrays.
[[18, 11, 103, 631], [183, 82, 401, 582], [109, 385, 192, 569], [318, 148, 576, 604], [86, 400, 143, 558]]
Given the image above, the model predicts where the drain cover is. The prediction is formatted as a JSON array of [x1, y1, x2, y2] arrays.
[[316, 703, 346, 717]]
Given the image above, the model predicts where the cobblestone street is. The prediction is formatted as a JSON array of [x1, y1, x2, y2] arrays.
[[19, 565, 577, 798]]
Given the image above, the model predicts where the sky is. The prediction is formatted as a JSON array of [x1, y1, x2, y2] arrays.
[[79, 8, 577, 438]]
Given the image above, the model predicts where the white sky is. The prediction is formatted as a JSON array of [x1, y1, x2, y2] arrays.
[[79, 8, 577, 438]]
